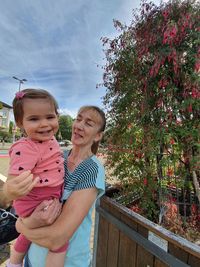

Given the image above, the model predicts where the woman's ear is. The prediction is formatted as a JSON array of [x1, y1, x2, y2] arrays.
[[94, 132, 103, 143]]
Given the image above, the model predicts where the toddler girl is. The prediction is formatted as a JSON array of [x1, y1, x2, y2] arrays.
[[6, 89, 67, 267]]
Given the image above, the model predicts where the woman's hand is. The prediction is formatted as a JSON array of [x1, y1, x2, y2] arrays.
[[3, 170, 39, 200], [18, 198, 62, 229]]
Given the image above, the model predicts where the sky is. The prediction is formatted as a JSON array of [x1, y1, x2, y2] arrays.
[[0, 0, 157, 118]]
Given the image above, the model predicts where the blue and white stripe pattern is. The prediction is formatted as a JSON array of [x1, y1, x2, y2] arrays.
[[62, 151, 100, 201]]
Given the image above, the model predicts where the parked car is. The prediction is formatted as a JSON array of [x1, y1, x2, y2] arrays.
[[58, 140, 72, 146], [58, 141, 65, 146]]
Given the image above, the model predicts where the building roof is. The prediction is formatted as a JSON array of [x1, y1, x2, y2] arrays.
[[0, 101, 12, 109]]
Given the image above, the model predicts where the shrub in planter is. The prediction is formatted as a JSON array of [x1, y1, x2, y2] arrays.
[[100, 0, 200, 242]]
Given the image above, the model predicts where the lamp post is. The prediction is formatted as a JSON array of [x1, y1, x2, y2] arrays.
[[13, 76, 27, 91]]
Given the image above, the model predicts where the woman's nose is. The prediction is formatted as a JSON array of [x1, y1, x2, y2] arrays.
[[76, 121, 84, 130]]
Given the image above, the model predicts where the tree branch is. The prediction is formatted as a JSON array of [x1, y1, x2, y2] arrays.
[[192, 171, 200, 204]]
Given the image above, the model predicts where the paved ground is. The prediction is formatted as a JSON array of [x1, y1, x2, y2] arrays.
[[0, 143, 111, 267]]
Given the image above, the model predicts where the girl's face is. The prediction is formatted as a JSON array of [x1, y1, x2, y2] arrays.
[[71, 109, 103, 148], [19, 98, 59, 142]]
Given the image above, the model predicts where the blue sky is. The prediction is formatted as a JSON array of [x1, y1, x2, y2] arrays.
[[0, 0, 155, 118]]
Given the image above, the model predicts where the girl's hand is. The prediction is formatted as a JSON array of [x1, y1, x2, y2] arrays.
[[3, 170, 39, 200], [20, 199, 62, 229]]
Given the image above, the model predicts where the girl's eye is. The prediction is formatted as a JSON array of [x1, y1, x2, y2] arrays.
[[86, 122, 92, 127], [30, 118, 38, 121]]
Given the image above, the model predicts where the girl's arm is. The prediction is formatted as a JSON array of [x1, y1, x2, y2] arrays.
[[16, 187, 98, 250]]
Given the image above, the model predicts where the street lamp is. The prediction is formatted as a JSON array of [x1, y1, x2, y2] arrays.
[[13, 76, 27, 91]]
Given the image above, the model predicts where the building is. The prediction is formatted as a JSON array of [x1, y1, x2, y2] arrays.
[[0, 101, 12, 131]]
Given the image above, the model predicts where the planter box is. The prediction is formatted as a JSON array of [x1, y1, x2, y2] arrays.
[[93, 189, 200, 267]]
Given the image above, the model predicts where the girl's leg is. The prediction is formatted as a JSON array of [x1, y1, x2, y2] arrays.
[[6, 261, 23, 267], [7, 234, 31, 266], [45, 251, 66, 267]]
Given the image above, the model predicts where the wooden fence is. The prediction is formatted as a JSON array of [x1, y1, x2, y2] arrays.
[[93, 193, 200, 267]]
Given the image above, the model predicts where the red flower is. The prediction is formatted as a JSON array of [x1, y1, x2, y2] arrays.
[[167, 168, 173, 176], [143, 178, 148, 186], [194, 60, 200, 73], [162, 10, 169, 20], [187, 104, 193, 113], [170, 138, 175, 145], [158, 78, 168, 89], [191, 204, 197, 214], [169, 26, 177, 37], [191, 88, 200, 99]]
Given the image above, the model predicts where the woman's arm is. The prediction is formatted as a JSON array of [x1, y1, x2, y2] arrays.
[[16, 187, 98, 250], [3, 171, 39, 201]]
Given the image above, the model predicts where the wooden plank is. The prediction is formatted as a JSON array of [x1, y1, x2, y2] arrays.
[[118, 232, 137, 267], [136, 244, 154, 267], [96, 215, 109, 267], [137, 224, 148, 238], [101, 197, 122, 221], [168, 243, 188, 263], [120, 208, 138, 231], [155, 258, 169, 267], [106, 223, 120, 267], [105, 194, 121, 267], [187, 254, 200, 267]]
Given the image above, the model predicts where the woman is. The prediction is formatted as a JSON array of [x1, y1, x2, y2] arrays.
[[3, 105, 106, 267]]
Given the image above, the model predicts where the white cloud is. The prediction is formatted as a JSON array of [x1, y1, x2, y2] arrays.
[[0, 0, 140, 112]]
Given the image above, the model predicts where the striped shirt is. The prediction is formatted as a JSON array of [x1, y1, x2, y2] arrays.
[[62, 151, 99, 200]]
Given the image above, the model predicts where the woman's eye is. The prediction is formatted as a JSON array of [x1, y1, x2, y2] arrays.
[[47, 116, 55, 119]]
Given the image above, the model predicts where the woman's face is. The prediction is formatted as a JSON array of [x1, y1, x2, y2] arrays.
[[71, 109, 103, 148]]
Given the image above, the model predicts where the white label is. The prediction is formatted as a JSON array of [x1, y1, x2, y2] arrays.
[[148, 231, 168, 252]]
